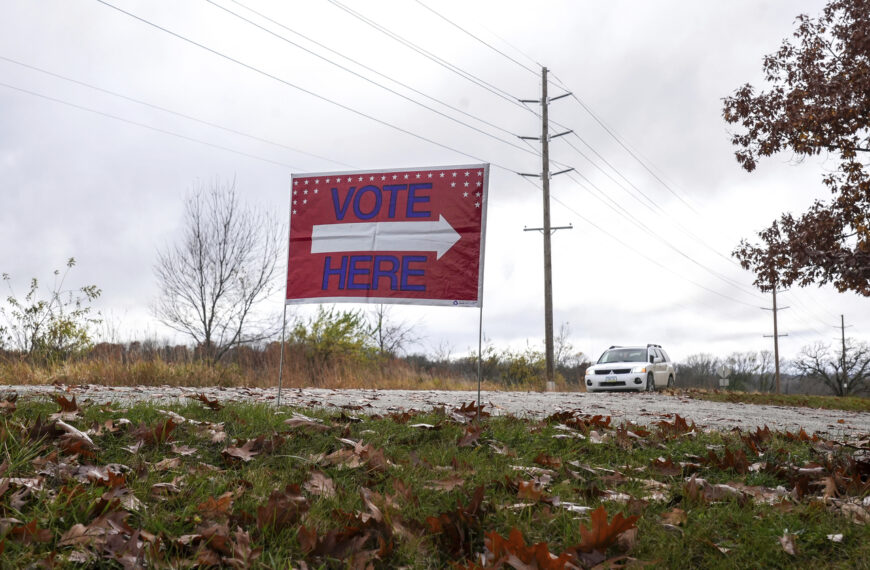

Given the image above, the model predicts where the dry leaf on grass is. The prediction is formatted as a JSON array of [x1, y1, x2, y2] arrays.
[[576, 505, 639, 554], [425, 474, 466, 491], [188, 393, 223, 410], [659, 508, 687, 527], [485, 527, 578, 569], [457, 424, 482, 448], [779, 532, 798, 556], [303, 471, 336, 498]]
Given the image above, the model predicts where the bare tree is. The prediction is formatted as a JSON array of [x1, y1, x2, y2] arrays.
[[758, 350, 776, 392], [677, 353, 721, 388], [153, 180, 282, 363], [724, 352, 760, 391], [793, 340, 870, 396], [367, 304, 420, 357]]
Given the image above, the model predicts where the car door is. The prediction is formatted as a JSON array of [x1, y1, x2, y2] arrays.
[[653, 349, 667, 385]]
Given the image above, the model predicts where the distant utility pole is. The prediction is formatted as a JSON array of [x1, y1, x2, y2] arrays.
[[836, 314, 853, 389], [519, 67, 573, 389], [762, 287, 789, 393]]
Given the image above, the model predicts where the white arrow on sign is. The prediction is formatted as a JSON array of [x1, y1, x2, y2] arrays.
[[311, 215, 461, 260]]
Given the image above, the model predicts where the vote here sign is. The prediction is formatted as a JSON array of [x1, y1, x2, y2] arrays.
[[286, 164, 489, 307]]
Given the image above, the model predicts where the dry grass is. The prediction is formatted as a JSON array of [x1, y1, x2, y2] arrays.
[[0, 353, 581, 392]]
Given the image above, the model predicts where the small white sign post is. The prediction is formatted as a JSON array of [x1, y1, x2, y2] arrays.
[[717, 365, 731, 388]]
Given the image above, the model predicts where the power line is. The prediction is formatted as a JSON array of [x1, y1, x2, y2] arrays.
[[0, 80, 299, 170], [225, 0, 523, 139], [325, 0, 529, 112], [560, 90, 698, 214], [519, 175, 761, 309], [208, 0, 538, 157], [562, 170, 764, 300], [0, 54, 354, 169], [95, 0, 513, 172], [555, 133, 752, 273], [411, 0, 539, 76]]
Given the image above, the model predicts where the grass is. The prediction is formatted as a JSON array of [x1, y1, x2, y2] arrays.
[[677, 388, 870, 413], [0, 356, 540, 392], [1, 395, 868, 568]]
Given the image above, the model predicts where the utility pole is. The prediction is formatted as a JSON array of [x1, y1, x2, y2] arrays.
[[519, 67, 573, 389], [836, 314, 853, 392], [762, 287, 789, 393]]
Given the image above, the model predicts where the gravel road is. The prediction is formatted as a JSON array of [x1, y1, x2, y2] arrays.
[[4, 384, 869, 437]]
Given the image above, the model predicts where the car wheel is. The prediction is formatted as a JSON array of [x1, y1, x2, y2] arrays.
[[646, 373, 655, 392], [667, 375, 675, 388]]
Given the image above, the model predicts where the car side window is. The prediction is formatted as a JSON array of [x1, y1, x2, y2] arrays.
[[659, 349, 670, 362]]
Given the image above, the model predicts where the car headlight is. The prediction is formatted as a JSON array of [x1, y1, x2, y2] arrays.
[[585, 368, 594, 376], [632, 366, 647, 373]]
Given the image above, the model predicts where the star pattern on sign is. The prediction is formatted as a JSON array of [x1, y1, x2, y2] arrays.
[[290, 177, 324, 219]]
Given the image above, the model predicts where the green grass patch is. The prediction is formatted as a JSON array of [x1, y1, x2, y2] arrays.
[[679, 389, 870, 413], [0, 395, 868, 568]]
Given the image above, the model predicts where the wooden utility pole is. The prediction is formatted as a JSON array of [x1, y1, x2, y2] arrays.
[[762, 287, 788, 393], [540, 68, 555, 387], [841, 314, 847, 381], [520, 67, 573, 389]]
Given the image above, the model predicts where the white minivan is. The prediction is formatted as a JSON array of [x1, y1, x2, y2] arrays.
[[584, 344, 676, 392]]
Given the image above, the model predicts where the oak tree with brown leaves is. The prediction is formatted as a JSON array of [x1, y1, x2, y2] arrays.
[[724, 0, 870, 294]]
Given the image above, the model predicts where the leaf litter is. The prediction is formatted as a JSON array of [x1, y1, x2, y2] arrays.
[[0, 396, 868, 567]]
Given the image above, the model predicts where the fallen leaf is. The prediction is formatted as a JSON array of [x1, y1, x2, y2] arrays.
[[779, 532, 798, 556], [256, 485, 309, 531], [841, 502, 870, 524], [303, 471, 336, 498], [8, 520, 52, 544], [53, 394, 79, 413], [197, 492, 235, 521], [132, 418, 178, 445], [660, 508, 687, 527], [457, 424, 482, 448], [425, 474, 466, 491], [485, 527, 577, 569], [154, 457, 182, 471], [170, 443, 198, 456], [222, 440, 259, 463], [575, 505, 639, 554], [150, 482, 182, 498], [517, 480, 545, 501], [189, 393, 224, 411], [534, 453, 563, 469]]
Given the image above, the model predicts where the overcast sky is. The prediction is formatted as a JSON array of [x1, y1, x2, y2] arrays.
[[1, 0, 865, 365]]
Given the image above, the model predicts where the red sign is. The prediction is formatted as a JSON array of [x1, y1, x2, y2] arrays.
[[286, 164, 489, 306]]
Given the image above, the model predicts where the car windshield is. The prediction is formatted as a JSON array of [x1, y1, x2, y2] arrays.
[[598, 349, 646, 363]]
